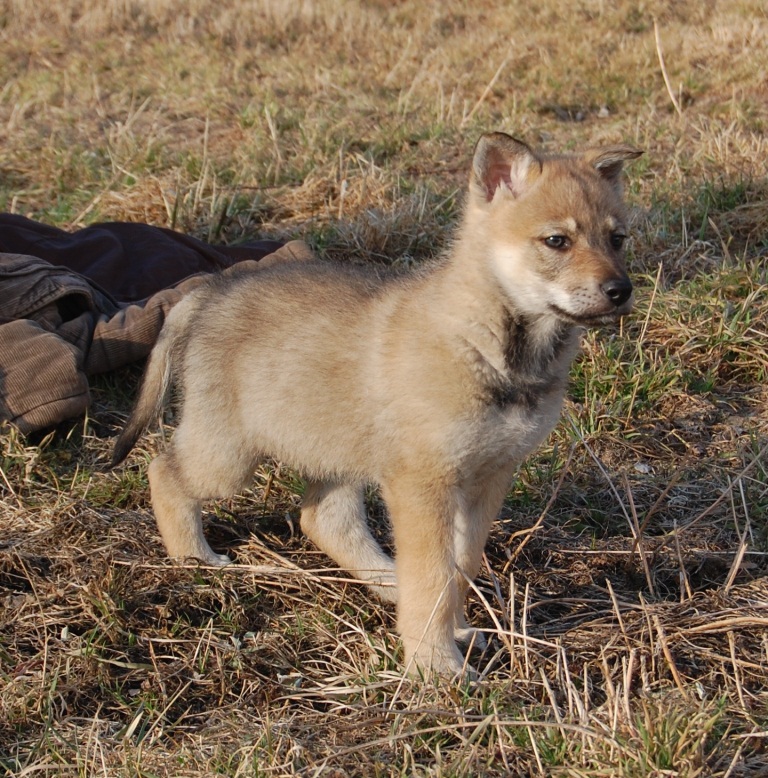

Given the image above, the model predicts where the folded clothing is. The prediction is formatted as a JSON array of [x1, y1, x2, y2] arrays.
[[0, 215, 314, 433]]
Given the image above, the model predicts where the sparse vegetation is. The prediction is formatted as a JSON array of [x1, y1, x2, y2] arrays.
[[2, 0, 768, 775]]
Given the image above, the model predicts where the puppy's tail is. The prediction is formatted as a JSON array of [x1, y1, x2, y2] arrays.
[[111, 293, 198, 467]]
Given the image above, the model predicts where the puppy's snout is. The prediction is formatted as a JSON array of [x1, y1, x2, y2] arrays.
[[601, 277, 633, 307]]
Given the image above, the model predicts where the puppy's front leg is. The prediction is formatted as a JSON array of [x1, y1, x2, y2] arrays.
[[452, 468, 515, 646], [382, 475, 464, 678]]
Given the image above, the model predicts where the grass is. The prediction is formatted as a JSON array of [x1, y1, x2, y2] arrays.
[[2, 0, 768, 775]]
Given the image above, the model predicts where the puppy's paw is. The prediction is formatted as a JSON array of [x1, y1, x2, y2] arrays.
[[167, 538, 233, 568], [184, 547, 232, 567], [404, 640, 471, 681], [368, 571, 398, 604], [206, 551, 234, 567], [454, 625, 487, 651]]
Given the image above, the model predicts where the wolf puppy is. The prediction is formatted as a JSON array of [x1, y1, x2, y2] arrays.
[[114, 132, 640, 677]]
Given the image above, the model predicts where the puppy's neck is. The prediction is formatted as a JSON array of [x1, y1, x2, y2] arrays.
[[436, 249, 578, 410], [503, 310, 573, 376], [484, 309, 575, 409]]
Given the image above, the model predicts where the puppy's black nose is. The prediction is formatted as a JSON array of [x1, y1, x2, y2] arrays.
[[601, 277, 633, 307]]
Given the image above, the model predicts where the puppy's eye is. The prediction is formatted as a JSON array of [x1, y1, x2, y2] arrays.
[[544, 235, 570, 250], [610, 233, 627, 250]]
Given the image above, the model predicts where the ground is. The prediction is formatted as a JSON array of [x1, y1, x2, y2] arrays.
[[1, 1, 768, 775]]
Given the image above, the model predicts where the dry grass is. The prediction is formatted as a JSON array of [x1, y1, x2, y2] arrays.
[[2, 0, 768, 775]]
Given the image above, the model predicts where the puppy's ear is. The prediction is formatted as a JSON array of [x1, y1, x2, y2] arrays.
[[584, 146, 643, 188], [470, 132, 542, 204]]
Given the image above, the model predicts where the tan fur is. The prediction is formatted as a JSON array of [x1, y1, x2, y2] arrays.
[[114, 132, 641, 677]]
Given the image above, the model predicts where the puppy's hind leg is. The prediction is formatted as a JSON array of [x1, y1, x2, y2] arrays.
[[148, 419, 258, 566], [301, 480, 397, 603], [148, 450, 232, 566]]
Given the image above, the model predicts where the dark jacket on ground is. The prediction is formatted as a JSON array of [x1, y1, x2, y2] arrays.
[[0, 214, 312, 433]]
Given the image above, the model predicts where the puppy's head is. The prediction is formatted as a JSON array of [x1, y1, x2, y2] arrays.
[[467, 132, 642, 325]]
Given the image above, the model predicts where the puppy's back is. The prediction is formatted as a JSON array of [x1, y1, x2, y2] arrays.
[[175, 261, 408, 481]]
